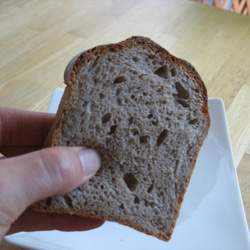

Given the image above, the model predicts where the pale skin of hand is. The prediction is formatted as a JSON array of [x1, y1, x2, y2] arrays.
[[0, 108, 104, 240]]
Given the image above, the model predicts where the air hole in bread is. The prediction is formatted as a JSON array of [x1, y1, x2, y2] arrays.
[[119, 203, 125, 209], [160, 191, 165, 197], [152, 120, 158, 126], [132, 56, 139, 62], [108, 125, 117, 135], [157, 86, 163, 93], [116, 97, 122, 106], [139, 74, 146, 80], [123, 173, 138, 191], [128, 137, 135, 145], [131, 128, 139, 136], [124, 98, 130, 104], [63, 195, 73, 209], [45, 197, 52, 206], [140, 135, 149, 144], [157, 129, 168, 147], [116, 88, 121, 96], [134, 196, 140, 204], [145, 200, 149, 207], [170, 68, 177, 77], [95, 125, 101, 133], [82, 101, 88, 108], [175, 160, 179, 168], [128, 116, 134, 125], [148, 164, 152, 171], [114, 76, 127, 84], [148, 112, 158, 126], [99, 93, 105, 99], [148, 54, 156, 59], [109, 47, 117, 52], [154, 65, 169, 79], [176, 99, 190, 108], [154, 209, 160, 216], [150, 202, 156, 208], [174, 82, 189, 99], [187, 145, 195, 155], [147, 183, 154, 193], [189, 119, 198, 125], [102, 113, 111, 124]]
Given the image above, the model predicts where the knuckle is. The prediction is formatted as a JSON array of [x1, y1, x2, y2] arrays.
[[39, 148, 80, 189]]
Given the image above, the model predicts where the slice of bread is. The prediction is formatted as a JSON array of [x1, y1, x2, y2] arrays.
[[33, 36, 210, 241]]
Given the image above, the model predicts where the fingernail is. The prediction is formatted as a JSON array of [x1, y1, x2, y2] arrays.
[[78, 149, 101, 177]]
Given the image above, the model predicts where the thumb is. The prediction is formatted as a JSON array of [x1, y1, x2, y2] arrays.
[[0, 147, 101, 235]]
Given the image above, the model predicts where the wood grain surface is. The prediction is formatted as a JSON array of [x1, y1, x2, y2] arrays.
[[0, 0, 249, 249]]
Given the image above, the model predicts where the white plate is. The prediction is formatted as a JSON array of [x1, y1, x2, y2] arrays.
[[5, 89, 250, 250]]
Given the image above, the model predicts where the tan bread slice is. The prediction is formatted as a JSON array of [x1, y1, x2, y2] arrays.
[[33, 36, 210, 241]]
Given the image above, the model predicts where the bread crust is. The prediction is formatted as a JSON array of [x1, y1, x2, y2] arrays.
[[36, 36, 210, 242]]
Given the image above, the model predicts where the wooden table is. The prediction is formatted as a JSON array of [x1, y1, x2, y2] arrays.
[[0, 0, 249, 248]]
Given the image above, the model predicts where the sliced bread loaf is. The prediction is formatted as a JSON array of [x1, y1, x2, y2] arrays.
[[33, 36, 210, 241]]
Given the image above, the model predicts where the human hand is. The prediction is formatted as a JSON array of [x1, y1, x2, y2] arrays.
[[0, 108, 103, 240]]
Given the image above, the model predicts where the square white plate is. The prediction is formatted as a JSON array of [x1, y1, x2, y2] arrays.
[[5, 89, 250, 250]]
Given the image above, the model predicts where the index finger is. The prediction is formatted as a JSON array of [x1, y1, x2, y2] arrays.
[[0, 107, 54, 147]]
